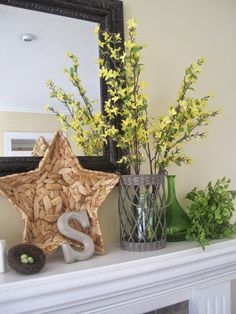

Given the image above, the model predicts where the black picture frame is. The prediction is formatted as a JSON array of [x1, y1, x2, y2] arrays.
[[0, 0, 126, 176]]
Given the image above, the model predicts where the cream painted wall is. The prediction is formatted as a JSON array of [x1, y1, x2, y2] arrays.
[[0, 0, 236, 310]]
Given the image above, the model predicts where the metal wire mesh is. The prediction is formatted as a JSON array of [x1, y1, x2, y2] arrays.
[[118, 173, 166, 251]]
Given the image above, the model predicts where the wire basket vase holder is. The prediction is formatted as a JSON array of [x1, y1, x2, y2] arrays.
[[118, 173, 167, 251]]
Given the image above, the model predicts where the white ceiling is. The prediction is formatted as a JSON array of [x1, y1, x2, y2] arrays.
[[0, 4, 100, 114]]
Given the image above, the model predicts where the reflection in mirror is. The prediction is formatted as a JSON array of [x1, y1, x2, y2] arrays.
[[4, 131, 53, 156], [0, 4, 100, 157]]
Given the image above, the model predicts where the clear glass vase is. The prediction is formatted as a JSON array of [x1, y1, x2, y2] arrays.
[[119, 174, 167, 251], [166, 175, 190, 241], [132, 192, 163, 243]]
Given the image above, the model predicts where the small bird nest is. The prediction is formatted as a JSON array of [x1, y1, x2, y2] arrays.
[[7, 244, 46, 275]]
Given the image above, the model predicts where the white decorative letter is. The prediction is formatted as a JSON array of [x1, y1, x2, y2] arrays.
[[57, 210, 95, 263]]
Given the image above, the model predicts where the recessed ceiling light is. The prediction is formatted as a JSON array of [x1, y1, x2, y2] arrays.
[[21, 33, 36, 42]]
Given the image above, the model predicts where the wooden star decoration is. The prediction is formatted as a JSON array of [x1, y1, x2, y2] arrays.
[[0, 131, 119, 255]]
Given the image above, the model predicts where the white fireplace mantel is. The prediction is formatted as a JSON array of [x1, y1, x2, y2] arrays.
[[0, 238, 236, 314]]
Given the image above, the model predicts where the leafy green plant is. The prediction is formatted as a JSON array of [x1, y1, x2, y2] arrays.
[[186, 177, 236, 248]]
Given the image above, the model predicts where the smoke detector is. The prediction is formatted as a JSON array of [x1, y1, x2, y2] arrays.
[[21, 33, 36, 42]]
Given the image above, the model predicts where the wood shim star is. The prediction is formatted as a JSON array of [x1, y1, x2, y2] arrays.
[[0, 131, 119, 255]]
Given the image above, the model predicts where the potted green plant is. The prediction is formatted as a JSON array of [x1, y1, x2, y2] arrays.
[[46, 19, 220, 251]]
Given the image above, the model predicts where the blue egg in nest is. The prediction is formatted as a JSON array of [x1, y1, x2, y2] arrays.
[[7, 244, 46, 275]]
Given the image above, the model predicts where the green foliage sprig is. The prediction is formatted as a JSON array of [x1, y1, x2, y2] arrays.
[[186, 177, 236, 249]]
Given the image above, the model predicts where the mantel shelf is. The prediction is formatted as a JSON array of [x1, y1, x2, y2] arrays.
[[1, 239, 236, 314]]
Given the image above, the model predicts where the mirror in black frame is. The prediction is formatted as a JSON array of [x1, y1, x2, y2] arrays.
[[0, 0, 125, 175]]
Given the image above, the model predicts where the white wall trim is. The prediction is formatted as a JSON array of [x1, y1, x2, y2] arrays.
[[0, 239, 236, 313]]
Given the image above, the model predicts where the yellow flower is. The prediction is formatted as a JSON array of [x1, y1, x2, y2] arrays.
[[122, 117, 136, 128], [160, 116, 171, 129], [112, 96, 120, 103], [179, 101, 187, 108], [57, 91, 64, 102], [198, 57, 206, 64], [208, 91, 214, 98], [103, 31, 110, 40], [140, 81, 148, 89], [115, 33, 121, 41], [110, 49, 118, 59], [168, 107, 176, 116], [63, 67, 68, 74], [125, 40, 135, 51], [118, 87, 126, 98], [120, 52, 126, 63], [127, 18, 137, 29], [98, 40, 105, 48], [72, 55, 78, 64], [58, 114, 66, 121], [46, 79, 53, 86], [155, 131, 162, 139], [44, 104, 50, 111], [65, 51, 72, 58], [93, 112, 101, 123], [94, 25, 100, 35]]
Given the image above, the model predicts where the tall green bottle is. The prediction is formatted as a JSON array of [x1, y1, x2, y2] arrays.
[[166, 175, 190, 241]]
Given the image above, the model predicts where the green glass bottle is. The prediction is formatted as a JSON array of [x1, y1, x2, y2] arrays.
[[166, 175, 190, 241]]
